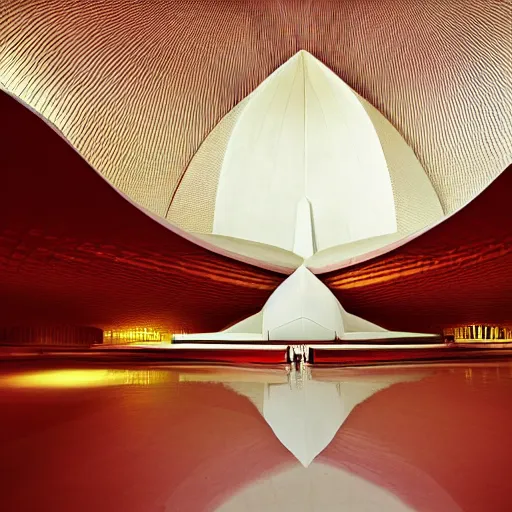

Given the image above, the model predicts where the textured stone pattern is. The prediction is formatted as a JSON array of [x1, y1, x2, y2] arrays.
[[167, 100, 248, 233], [1, 0, 510, 218]]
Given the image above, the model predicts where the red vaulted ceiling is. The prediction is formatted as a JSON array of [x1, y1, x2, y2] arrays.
[[0, 90, 511, 334]]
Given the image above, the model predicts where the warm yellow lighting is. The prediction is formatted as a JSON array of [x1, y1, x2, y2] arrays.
[[103, 328, 169, 344], [446, 325, 512, 343], [4, 369, 112, 388], [2, 369, 172, 389]]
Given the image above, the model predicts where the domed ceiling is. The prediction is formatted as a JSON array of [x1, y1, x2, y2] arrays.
[[1, 0, 511, 273]]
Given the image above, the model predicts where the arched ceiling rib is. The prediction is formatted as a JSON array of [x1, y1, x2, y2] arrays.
[[1, 0, 511, 220]]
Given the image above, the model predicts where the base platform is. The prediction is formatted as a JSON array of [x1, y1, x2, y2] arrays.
[[2, 342, 512, 366]]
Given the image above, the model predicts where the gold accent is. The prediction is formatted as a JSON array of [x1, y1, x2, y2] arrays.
[[103, 328, 169, 344], [446, 325, 512, 343]]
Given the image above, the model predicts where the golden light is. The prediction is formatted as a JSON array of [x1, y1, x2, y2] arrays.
[[2, 369, 173, 389], [103, 328, 170, 344], [445, 325, 512, 343]]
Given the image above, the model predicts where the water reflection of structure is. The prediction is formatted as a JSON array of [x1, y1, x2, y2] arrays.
[[2, 363, 512, 511], [463, 363, 512, 384], [181, 365, 429, 467], [217, 462, 415, 512]]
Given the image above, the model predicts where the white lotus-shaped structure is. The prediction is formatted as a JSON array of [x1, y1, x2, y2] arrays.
[[169, 50, 444, 271], [167, 52, 447, 342]]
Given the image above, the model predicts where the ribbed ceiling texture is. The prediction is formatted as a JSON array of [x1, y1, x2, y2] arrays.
[[0, 91, 283, 332], [1, 0, 511, 221]]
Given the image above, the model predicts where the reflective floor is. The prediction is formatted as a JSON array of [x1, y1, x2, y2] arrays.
[[1, 360, 511, 511]]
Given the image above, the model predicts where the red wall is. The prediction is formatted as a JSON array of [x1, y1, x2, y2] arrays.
[[0, 326, 103, 346], [0, 91, 283, 333]]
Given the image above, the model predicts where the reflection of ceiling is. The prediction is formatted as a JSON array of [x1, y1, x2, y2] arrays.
[[3, 363, 509, 511], [1, 0, 511, 221], [0, 368, 295, 512], [320, 363, 512, 512], [204, 368, 429, 466]]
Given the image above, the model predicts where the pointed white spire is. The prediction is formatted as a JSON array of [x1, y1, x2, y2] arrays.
[[293, 197, 316, 258], [212, 50, 396, 253]]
